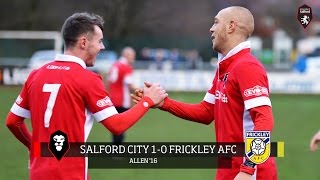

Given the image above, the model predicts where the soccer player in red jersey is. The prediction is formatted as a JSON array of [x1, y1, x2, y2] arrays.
[[6, 12, 167, 180], [107, 47, 136, 145], [132, 6, 277, 180]]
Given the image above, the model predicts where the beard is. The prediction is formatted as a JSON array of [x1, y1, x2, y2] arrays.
[[86, 63, 94, 67], [212, 32, 227, 54], [85, 56, 95, 67]]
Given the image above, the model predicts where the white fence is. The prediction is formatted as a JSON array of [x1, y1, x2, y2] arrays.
[[2, 68, 320, 94], [132, 70, 320, 94]]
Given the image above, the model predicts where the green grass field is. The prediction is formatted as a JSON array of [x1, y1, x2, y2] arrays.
[[1, 86, 320, 179]]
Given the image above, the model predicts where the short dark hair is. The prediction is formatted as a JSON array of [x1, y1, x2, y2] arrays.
[[61, 12, 104, 49]]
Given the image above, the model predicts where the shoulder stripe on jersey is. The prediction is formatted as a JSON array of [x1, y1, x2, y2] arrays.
[[203, 92, 215, 104], [10, 103, 31, 119], [244, 96, 271, 110], [93, 106, 118, 122]]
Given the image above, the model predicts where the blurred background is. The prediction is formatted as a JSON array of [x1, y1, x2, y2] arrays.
[[1, 0, 320, 179]]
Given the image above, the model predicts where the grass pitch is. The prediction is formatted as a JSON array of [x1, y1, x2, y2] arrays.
[[1, 86, 320, 179]]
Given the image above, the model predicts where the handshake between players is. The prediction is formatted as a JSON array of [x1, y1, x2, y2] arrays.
[[132, 82, 165, 108], [140, 82, 167, 107]]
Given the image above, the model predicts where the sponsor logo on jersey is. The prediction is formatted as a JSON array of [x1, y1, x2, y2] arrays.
[[96, 96, 113, 107], [245, 130, 271, 164], [215, 90, 228, 103], [46, 65, 70, 70], [244, 85, 268, 97], [223, 73, 229, 89], [16, 95, 23, 104]]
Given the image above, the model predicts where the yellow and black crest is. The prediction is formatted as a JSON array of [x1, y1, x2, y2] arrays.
[[245, 131, 271, 164]]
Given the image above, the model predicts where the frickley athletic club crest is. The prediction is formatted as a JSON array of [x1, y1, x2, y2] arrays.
[[49, 130, 70, 161], [297, 4, 313, 29]]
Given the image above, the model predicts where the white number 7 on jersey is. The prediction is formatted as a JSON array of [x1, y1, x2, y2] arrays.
[[43, 84, 61, 128]]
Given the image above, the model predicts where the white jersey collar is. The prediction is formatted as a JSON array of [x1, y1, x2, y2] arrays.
[[55, 54, 86, 69], [218, 41, 251, 62]]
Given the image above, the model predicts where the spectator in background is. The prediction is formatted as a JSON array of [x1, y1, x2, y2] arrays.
[[107, 46, 136, 145], [169, 48, 183, 70], [185, 49, 203, 70], [294, 22, 320, 73], [140, 47, 152, 61], [293, 54, 308, 73], [149, 49, 166, 70], [294, 47, 320, 73]]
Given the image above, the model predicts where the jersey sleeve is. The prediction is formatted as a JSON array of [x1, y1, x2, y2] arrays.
[[203, 70, 218, 105], [235, 62, 271, 110], [160, 97, 214, 125], [84, 74, 118, 122], [10, 71, 34, 119]]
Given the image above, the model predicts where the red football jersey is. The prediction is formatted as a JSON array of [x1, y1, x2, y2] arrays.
[[158, 41, 276, 179], [107, 58, 133, 108], [10, 54, 118, 180], [203, 41, 277, 179]]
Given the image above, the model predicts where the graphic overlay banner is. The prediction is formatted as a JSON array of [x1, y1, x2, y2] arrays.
[[32, 142, 284, 169]]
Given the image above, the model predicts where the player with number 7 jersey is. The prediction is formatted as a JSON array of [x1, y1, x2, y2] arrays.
[[5, 12, 167, 180], [6, 54, 166, 179]]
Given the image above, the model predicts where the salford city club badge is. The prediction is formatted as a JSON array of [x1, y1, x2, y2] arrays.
[[297, 4, 313, 29], [49, 130, 70, 161], [245, 131, 270, 164]]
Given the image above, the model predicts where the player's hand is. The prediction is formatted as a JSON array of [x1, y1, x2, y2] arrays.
[[143, 83, 168, 107], [131, 82, 166, 108], [310, 130, 320, 151], [131, 88, 144, 104], [144, 82, 166, 108], [234, 172, 252, 180], [131, 82, 152, 103]]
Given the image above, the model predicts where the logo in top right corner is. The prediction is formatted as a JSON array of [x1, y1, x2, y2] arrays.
[[245, 131, 271, 164], [297, 4, 313, 29]]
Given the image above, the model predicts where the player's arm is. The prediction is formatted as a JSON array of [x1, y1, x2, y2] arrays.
[[6, 78, 34, 150], [6, 112, 31, 149], [86, 76, 167, 135], [238, 105, 274, 175], [159, 97, 214, 125], [100, 96, 154, 135], [249, 105, 274, 131], [101, 83, 166, 135], [131, 83, 215, 125], [237, 62, 274, 131], [236, 62, 274, 175]]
